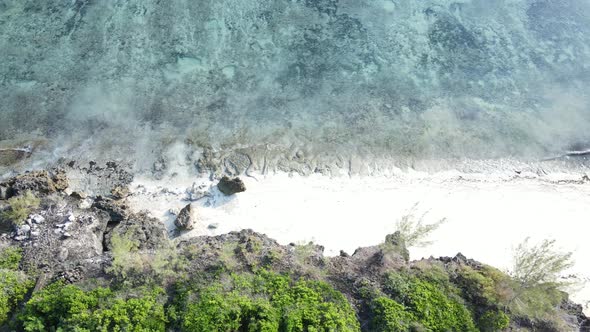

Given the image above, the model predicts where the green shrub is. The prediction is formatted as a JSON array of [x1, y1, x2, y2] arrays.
[[508, 282, 565, 320], [183, 288, 279, 331], [405, 279, 477, 332], [20, 283, 166, 331], [0, 270, 33, 325], [411, 261, 457, 295], [383, 272, 478, 332], [108, 230, 186, 285], [1, 191, 40, 226], [370, 297, 414, 332], [181, 270, 360, 332], [0, 247, 22, 270], [0, 246, 32, 326], [478, 310, 510, 332]]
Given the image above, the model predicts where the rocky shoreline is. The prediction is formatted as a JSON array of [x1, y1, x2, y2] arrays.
[[0, 163, 588, 331]]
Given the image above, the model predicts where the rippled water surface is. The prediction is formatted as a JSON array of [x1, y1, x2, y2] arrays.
[[1, 0, 590, 173]]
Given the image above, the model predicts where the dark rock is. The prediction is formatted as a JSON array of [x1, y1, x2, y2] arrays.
[[174, 204, 195, 231], [52, 169, 69, 191], [383, 231, 410, 263], [12, 171, 56, 194], [560, 298, 590, 330], [55, 267, 85, 284], [92, 197, 129, 223], [217, 176, 246, 195], [339, 250, 349, 257], [70, 191, 88, 200], [2, 170, 68, 196], [103, 212, 168, 251]]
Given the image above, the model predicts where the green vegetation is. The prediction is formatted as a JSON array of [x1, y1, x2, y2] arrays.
[[178, 270, 360, 332], [394, 205, 446, 248], [108, 230, 187, 285], [478, 310, 510, 332], [370, 296, 414, 332], [1, 191, 40, 226], [0, 232, 579, 332], [20, 284, 166, 331], [0, 247, 33, 326], [381, 272, 478, 332], [0, 247, 23, 270], [509, 238, 574, 321]]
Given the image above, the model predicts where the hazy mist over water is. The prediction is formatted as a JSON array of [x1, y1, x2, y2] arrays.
[[1, 0, 590, 173]]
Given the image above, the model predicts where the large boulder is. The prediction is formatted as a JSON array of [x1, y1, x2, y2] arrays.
[[174, 204, 195, 231], [92, 197, 129, 223], [217, 176, 246, 196], [103, 212, 168, 251]]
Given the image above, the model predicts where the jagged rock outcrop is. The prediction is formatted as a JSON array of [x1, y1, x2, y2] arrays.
[[103, 212, 168, 251], [174, 204, 194, 231], [92, 196, 129, 223], [0, 169, 68, 198]]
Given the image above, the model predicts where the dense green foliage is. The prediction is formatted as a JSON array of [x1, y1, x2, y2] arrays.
[[379, 272, 478, 332], [0, 247, 23, 270], [0, 191, 40, 226], [20, 284, 166, 331], [179, 270, 361, 332], [0, 247, 33, 325], [478, 310, 510, 332], [370, 297, 414, 332]]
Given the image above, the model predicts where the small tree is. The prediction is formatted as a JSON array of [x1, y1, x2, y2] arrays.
[[394, 204, 446, 248], [508, 238, 575, 318], [512, 238, 573, 286]]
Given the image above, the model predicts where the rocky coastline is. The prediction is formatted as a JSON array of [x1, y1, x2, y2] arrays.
[[0, 163, 588, 331]]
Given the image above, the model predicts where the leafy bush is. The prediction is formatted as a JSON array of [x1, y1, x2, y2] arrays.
[[0, 246, 32, 326], [454, 265, 513, 330], [108, 230, 186, 285], [478, 310, 510, 332], [20, 283, 166, 331], [370, 296, 414, 332], [405, 279, 477, 332], [457, 265, 513, 308], [0, 247, 23, 270], [383, 272, 478, 332], [0, 269, 33, 326], [180, 270, 360, 332], [1, 191, 40, 226]]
